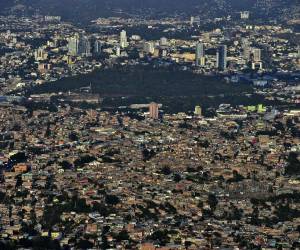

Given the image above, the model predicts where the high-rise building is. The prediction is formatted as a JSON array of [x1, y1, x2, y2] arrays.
[[68, 34, 80, 56], [194, 106, 202, 116], [120, 30, 128, 48], [243, 46, 251, 61], [240, 11, 250, 19], [79, 36, 91, 56], [116, 46, 121, 57], [160, 49, 167, 57], [241, 38, 251, 61], [217, 45, 227, 71], [131, 35, 141, 41], [252, 48, 261, 62], [160, 37, 168, 46], [195, 42, 205, 66], [149, 102, 159, 119], [191, 16, 200, 26], [144, 42, 155, 54], [44, 16, 61, 22], [34, 47, 48, 61], [190, 16, 195, 26], [68, 34, 91, 57], [93, 40, 102, 55]]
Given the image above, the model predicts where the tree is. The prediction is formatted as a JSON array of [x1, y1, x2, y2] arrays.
[[142, 148, 156, 161], [115, 230, 130, 242], [10, 152, 27, 163], [32, 236, 60, 249], [285, 152, 300, 175], [74, 155, 96, 167], [173, 173, 182, 182], [147, 230, 170, 246], [92, 202, 110, 217], [59, 160, 73, 170], [161, 166, 172, 175], [76, 239, 93, 249], [0, 191, 6, 202], [105, 195, 120, 205], [68, 132, 79, 141], [208, 193, 218, 211]]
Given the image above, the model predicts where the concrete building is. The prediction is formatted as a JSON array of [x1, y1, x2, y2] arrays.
[[120, 30, 128, 48], [195, 42, 205, 67], [149, 102, 159, 119], [217, 45, 227, 71], [194, 105, 202, 116]]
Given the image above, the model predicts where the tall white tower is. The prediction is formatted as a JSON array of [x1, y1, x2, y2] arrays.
[[120, 30, 128, 48]]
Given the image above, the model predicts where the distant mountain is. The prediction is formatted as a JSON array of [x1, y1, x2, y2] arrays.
[[1, 0, 299, 22]]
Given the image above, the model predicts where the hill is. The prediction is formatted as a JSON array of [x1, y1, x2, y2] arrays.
[[1, 0, 299, 23]]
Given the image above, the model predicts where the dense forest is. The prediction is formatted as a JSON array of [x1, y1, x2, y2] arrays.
[[28, 66, 280, 114], [31, 67, 251, 97]]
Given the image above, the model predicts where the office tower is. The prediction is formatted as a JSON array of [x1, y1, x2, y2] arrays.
[[241, 38, 250, 61], [190, 16, 194, 26], [160, 49, 167, 57], [144, 42, 155, 54], [34, 47, 48, 61], [44, 16, 61, 22], [160, 37, 168, 46], [131, 35, 141, 41], [149, 102, 159, 119], [120, 30, 128, 48], [191, 16, 200, 26], [38, 63, 52, 73], [93, 40, 101, 55], [68, 34, 80, 56], [217, 45, 227, 71], [195, 42, 205, 66], [68, 34, 91, 57], [116, 46, 121, 57], [252, 48, 261, 62], [153, 48, 160, 57], [240, 11, 250, 19], [194, 106, 202, 116], [243, 46, 251, 61], [79, 36, 91, 56]]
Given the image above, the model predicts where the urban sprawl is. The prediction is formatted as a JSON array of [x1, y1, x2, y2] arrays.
[[0, 12, 299, 249]]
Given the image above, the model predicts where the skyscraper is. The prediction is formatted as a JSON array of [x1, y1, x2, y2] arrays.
[[93, 40, 102, 55], [195, 42, 205, 66], [116, 46, 121, 57], [190, 16, 195, 26], [68, 34, 91, 57], [194, 106, 202, 116], [252, 48, 261, 62], [144, 42, 155, 54], [120, 30, 128, 48], [149, 102, 159, 119], [217, 45, 227, 71], [243, 46, 251, 61], [79, 36, 91, 57], [241, 38, 251, 61], [68, 34, 80, 56]]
